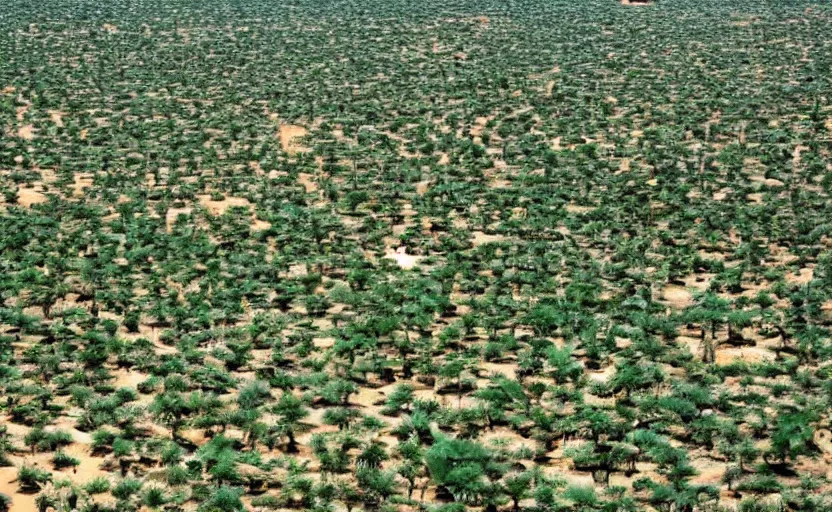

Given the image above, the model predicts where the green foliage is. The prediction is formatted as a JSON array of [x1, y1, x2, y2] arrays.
[[564, 485, 598, 507], [547, 345, 583, 384], [143, 486, 168, 508], [51, 450, 80, 469], [768, 406, 819, 462], [112, 478, 143, 500], [1, 0, 830, 510], [426, 434, 503, 504], [198, 486, 245, 512], [84, 477, 112, 495], [17, 465, 51, 491]]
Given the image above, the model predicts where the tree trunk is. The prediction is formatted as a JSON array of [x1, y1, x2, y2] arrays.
[[702, 326, 714, 363], [287, 431, 298, 453]]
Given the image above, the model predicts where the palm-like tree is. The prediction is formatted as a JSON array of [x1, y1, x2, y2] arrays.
[[272, 392, 308, 453]]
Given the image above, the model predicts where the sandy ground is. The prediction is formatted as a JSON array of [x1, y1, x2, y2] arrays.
[[17, 125, 34, 140], [279, 124, 309, 154], [384, 247, 423, 269], [16, 188, 47, 207]]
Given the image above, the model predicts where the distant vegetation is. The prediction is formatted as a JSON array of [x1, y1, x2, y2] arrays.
[[1, 0, 831, 511]]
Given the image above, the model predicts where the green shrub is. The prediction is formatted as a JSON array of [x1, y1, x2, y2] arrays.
[[112, 478, 143, 500], [564, 485, 598, 507], [52, 450, 80, 469], [143, 486, 168, 508], [198, 486, 244, 512], [18, 466, 51, 491], [736, 474, 783, 493], [739, 499, 782, 512], [426, 434, 496, 504], [167, 465, 190, 486], [85, 477, 111, 494]]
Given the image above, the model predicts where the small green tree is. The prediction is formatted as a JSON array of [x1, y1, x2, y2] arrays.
[[426, 434, 502, 504], [209, 451, 241, 487], [198, 486, 244, 512], [17, 466, 51, 492], [767, 406, 818, 463], [683, 293, 731, 363], [547, 344, 583, 384], [272, 392, 308, 452], [503, 471, 533, 512]]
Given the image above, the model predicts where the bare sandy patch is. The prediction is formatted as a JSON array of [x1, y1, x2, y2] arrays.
[[470, 116, 490, 138], [63, 444, 110, 483], [662, 285, 693, 309], [251, 219, 272, 231], [565, 203, 595, 214], [35, 169, 58, 184], [698, 250, 725, 261], [746, 192, 763, 204], [619, 158, 630, 172], [15, 105, 29, 122], [112, 369, 150, 390], [48, 111, 64, 127], [384, 247, 423, 270], [551, 137, 563, 151], [682, 272, 713, 293], [678, 335, 702, 358], [814, 429, 832, 456], [415, 180, 431, 195], [198, 194, 251, 216], [785, 267, 813, 285], [749, 174, 784, 187], [485, 176, 510, 189], [287, 264, 307, 278], [715, 346, 775, 366], [352, 386, 384, 408], [16, 187, 47, 207], [165, 207, 192, 232], [179, 428, 208, 447], [689, 458, 727, 486], [0, 466, 36, 511], [72, 173, 94, 197], [17, 125, 34, 140], [279, 124, 309, 154], [471, 231, 508, 247], [313, 336, 336, 349], [713, 190, 728, 201], [298, 173, 318, 193], [479, 362, 518, 380], [730, 16, 757, 27], [588, 364, 616, 384]]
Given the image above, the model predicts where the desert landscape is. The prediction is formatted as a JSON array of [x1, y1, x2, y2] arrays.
[[1, 0, 832, 511]]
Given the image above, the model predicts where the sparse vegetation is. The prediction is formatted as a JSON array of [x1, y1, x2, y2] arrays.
[[1, 0, 832, 510]]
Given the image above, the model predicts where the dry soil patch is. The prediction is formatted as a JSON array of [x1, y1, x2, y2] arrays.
[[279, 124, 309, 154]]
